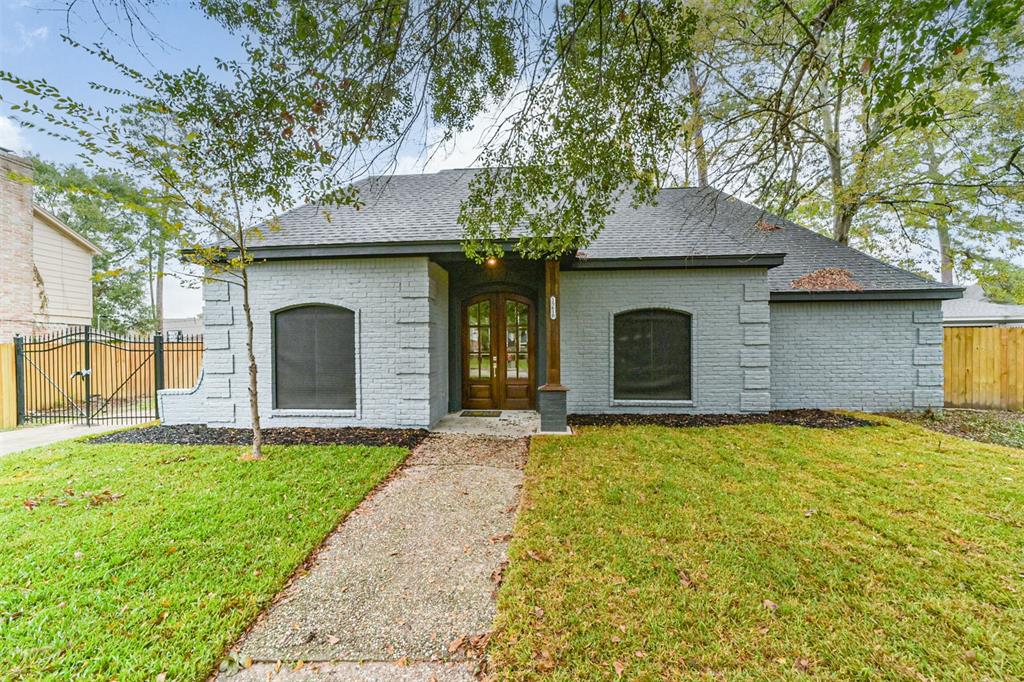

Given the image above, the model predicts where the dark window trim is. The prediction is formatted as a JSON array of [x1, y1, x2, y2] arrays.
[[272, 303, 358, 411]]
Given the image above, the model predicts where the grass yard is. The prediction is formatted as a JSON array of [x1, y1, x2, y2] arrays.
[[490, 416, 1024, 680], [0, 439, 406, 680]]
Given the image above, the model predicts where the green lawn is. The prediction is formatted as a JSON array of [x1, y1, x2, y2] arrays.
[[0, 439, 406, 680], [489, 416, 1024, 680]]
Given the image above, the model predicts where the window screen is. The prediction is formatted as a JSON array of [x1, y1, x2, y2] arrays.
[[613, 309, 691, 401], [274, 305, 356, 409]]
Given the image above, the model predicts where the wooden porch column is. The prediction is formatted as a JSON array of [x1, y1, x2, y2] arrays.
[[542, 259, 563, 388], [538, 259, 569, 431]]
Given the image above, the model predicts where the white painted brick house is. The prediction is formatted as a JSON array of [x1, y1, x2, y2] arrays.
[[159, 170, 962, 432]]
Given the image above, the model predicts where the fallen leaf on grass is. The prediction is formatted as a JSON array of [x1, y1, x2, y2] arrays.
[[86, 489, 124, 508], [634, 650, 646, 659], [795, 657, 812, 672], [536, 649, 555, 672], [156, 673, 167, 682], [679, 570, 697, 590], [526, 549, 548, 562], [804, 509, 817, 517], [613, 660, 626, 677], [23, 498, 39, 511], [763, 599, 778, 612]]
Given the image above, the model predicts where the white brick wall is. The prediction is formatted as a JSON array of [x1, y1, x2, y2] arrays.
[[159, 257, 945, 426], [770, 300, 944, 411], [161, 257, 441, 429], [560, 267, 771, 414]]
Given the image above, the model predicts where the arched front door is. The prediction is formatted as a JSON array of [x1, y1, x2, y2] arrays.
[[462, 293, 535, 410]]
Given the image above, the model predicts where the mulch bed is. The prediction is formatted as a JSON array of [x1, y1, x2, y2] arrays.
[[88, 424, 429, 449], [568, 409, 874, 429]]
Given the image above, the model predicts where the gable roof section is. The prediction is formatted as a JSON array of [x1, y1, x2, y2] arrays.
[[249, 169, 960, 299], [33, 206, 103, 255]]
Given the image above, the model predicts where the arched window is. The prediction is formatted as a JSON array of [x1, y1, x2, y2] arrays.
[[613, 309, 692, 401], [274, 305, 356, 409]]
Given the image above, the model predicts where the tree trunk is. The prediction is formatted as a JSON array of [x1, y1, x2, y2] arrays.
[[819, 104, 853, 243], [241, 269, 263, 459], [936, 219, 953, 284], [833, 206, 855, 244], [687, 64, 709, 188], [926, 143, 954, 284]]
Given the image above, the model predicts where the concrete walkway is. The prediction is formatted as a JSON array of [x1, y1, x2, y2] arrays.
[[431, 410, 540, 437], [0, 422, 130, 456], [224, 433, 527, 681]]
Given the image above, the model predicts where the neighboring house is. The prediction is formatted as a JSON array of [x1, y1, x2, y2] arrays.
[[942, 284, 1024, 327], [159, 169, 963, 432], [0, 149, 101, 341], [163, 315, 205, 339]]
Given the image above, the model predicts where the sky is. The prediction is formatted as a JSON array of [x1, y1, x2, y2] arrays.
[[0, 1, 488, 318]]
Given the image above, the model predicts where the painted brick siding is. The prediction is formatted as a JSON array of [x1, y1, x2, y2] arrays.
[[162, 257, 437, 428], [770, 300, 944, 411], [427, 262, 449, 426], [560, 267, 771, 414], [157, 370, 208, 425]]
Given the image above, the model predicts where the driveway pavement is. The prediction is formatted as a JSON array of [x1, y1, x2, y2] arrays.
[[224, 433, 527, 681], [0, 422, 132, 456]]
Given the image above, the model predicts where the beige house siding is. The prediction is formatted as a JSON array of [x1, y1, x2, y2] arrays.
[[31, 210, 96, 328]]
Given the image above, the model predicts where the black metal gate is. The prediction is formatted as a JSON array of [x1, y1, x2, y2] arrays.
[[14, 326, 203, 426]]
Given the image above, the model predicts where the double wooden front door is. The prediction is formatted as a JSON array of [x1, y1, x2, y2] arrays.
[[462, 293, 535, 410]]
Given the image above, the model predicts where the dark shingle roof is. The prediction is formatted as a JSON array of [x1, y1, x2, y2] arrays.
[[254, 169, 959, 296]]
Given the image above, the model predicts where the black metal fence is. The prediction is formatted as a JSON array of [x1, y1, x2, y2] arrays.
[[14, 326, 204, 426]]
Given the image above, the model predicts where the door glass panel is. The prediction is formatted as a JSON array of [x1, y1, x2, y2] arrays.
[[506, 300, 529, 379], [468, 300, 492, 380]]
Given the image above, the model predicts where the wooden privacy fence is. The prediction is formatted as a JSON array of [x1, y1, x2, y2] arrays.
[[0, 344, 15, 429], [0, 328, 204, 428], [944, 326, 1024, 410]]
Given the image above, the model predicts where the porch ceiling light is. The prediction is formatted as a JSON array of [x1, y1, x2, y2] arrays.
[[485, 256, 500, 267]]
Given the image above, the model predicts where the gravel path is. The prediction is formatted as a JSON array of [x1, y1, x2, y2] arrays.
[[223, 433, 527, 680]]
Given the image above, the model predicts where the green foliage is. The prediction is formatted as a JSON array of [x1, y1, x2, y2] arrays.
[[687, 1, 1024, 280], [0, 439, 405, 680], [970, 257, 1024, 303], [3, 0, 1021, 269], [491, 419, 1024, 678], [30, 158, 175, 333]]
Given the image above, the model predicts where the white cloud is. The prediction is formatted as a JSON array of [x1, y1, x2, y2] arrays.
[[0, 115, 30, 153], [390, 93, 525, 175], [3, 22, 49, 54]]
